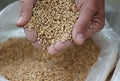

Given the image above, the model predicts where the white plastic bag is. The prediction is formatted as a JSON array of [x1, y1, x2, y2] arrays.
[[86, 20, 120, 81], [105, 1, 120, 81], [111, 59, 120, 81], [0, 1, 25, 43], [0, 1, 120, 81]]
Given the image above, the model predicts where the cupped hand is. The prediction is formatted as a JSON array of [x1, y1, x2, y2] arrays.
[[16, 0, 105, 54], [72, 0, 105, 45]]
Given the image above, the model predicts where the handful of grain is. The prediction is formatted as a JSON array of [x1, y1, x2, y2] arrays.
[[25, 0, 79, 48]]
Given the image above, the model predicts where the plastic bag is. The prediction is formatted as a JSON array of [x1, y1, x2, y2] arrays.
[[105, 1, 120, 81], [111, 59, 120, 81], [0, 1, 25, 43], [0, 75, 8, 81], [105, 0, 120, 36], [86, 20, 120, 81], [0, 1, 120, 81]]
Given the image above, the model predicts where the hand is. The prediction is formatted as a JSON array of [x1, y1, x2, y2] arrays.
[[72, 0, 105, 45], [16, 0, 105, 54], [48, 0, 105, 54], [16, 0, 41, 48]]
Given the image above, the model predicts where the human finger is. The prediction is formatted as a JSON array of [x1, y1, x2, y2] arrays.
[[24, 28, 37, 42], [48, 40, 74, 55], [16, 0, 36, 27]]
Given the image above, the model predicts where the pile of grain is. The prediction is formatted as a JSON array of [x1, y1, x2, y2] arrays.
[[25, 0, 79, 48], [0, 38, 99, 81]]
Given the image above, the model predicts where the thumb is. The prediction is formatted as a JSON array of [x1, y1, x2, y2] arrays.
[[16, 0, 36, 27], [72, 7, 96, 45]]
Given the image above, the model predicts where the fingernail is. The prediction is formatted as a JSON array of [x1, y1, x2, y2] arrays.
[[16, 17, 23, 26], [24, 29, 37, 42], [32, 41, 41, 48], [48, 45, 58, 55], [76, 34, 85, 45]]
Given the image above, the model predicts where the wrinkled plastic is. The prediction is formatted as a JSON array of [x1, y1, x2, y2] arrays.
[[86, 20, 120, 81], [0, 1, 120, 81], [105, 1, 120, 81], [111, 59, 120, 81], [0, 1, 25, 43]]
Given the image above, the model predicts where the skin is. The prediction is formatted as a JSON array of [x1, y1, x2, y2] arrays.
[[16, 0, 105, 54]]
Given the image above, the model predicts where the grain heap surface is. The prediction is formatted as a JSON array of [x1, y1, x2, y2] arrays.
[[0, 38, 100, 81], [25, 0, 79, 48]]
